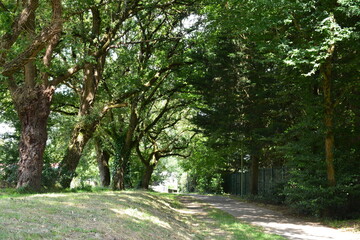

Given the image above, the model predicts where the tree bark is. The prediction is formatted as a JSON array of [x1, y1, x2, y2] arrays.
[[112, 162, 125, 190], [95, 139, 111, 187], [112, 138, 130, 191], [112, 142, 132, 190], [321, 45, 336, 187], [58, 62, 103, 188], [1, 0, 63, 192], [58, 123, 94, 188], [13, 85, 54, 191], [141, 165, 155, 189], [112, 102, 138, 190], [250, 155, 259, 195]]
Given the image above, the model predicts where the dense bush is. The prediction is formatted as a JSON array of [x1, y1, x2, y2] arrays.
[[192, 173, 224, 194], [0, 140, 18, 186], [261, 181, 287, 205], [41, 163, 59, 189], [284, 173, 360, 219]]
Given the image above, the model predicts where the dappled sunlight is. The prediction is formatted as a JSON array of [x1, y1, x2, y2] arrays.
[[193, 195, 360, 240], [1, 191, 199, 239], [110, 207, 172, 230], [28, 193, 68, 198], [1, 191, 291, 239]]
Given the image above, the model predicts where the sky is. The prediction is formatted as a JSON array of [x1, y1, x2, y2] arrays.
[[0, 123, 15, 135]]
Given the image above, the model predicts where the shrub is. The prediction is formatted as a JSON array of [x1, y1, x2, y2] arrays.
[[284, 175, 360, 219]]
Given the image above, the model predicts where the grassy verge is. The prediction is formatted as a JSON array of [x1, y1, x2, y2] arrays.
[[323, 219, 360, 232], [205, 208, 285, 240], [1, 190, 198, 240], [156, 194, 285, 240], [0, 189, 284, 239]]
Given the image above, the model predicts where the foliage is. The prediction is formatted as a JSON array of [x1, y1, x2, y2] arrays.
[[181, 138, 226, 193], [0, 137, 18, 186], [71, 140, 101, 188], [176, 0, 360, 219], [285, 178, 360, 218], [152, 157, 184, 186]]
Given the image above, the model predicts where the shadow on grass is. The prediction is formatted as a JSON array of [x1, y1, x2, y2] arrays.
[[0, 191, 197, 240]]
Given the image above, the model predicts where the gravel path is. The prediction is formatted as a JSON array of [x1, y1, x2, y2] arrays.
[[191, 195, 360, 240]]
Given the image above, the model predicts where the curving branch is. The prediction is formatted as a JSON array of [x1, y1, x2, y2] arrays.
[[0, 1, 9, 12], [0, 0, 39, 55], [1, 0, 63, 78], [51, 63, 84, 86]]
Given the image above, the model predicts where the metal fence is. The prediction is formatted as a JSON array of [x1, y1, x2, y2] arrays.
[[223, 167, 287, 196]]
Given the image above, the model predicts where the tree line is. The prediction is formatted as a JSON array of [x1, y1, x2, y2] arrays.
[[0, 0, 197, 191], [0, 0, 359, 218]]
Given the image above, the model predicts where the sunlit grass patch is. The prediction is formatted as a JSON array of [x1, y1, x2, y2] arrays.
[[204, 206, 286, 240], [323, 219, 360, 232], [0, 190, 197, 239]]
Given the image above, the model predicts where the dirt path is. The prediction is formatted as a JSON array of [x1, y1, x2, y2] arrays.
[[177, 195, 232, 239], [190, 195, 360, 240]]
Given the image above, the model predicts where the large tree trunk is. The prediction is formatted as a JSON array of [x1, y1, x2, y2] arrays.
[[112, 149, 131, 190], [58, 124, 94, 188], [95, 139, 110, 187], [250, 155, 259, 195], [58, 62, 102, 188], [141, 165, 155, 190], [1, 0, 62, 192], [112, 157, 126, 190], [112, 103, 138, 190], [13, 85, 54, 191], [321, 46, 336, 187]]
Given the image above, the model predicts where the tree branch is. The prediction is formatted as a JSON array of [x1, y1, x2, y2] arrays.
[[136, 143, 149, 166], [51, 63, 84, 86], [0, 1, 9, 12], [42, 0, 63, 85], [0, 0, 39, 55], [1, 0, 63, 77], [159, 152, 190, 159], [109, 37, 182, 48], [102, 102, 128, 112], [52, 109, 77, 116]]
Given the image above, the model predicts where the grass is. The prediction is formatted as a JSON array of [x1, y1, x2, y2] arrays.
[[0, 189, 284, 239], [323, 219, 360, 232], [205, 208, 285, 240], [173, 195, 285, 240]]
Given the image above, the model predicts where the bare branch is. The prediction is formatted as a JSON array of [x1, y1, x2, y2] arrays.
[[109, 37, 182, 48], [102, 103, 128, 112], [51, 64, 84, 86], [52, 109, 77, 116]]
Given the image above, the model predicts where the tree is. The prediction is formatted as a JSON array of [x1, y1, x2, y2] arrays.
[[94, 137, 111, 187], [233, 0, 359, 187], [188, 0, 359, 216], [57, 0, 139, 188], [57, 0, 197, 188], [0, 0, 64, 191], [187, 5, 287, 195], [135, 90, 192, 189]]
